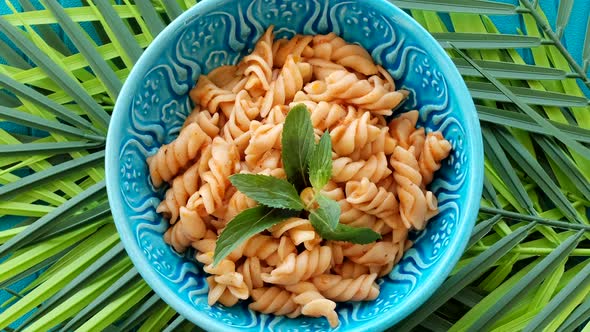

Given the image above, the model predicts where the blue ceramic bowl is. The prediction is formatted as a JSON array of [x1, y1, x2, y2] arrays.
[[106, 0, 483, 330]]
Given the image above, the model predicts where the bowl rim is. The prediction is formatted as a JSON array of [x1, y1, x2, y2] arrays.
[[105, 0, 484, 330]]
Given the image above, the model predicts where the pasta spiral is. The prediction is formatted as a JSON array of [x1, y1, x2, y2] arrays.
[[304, 70, 406, 115], [269, 218, 320, 250], [313, 273, 380, 302], [332, 152, 391, 183], [286, 282, 340, 328], [243, 26, 274, 95], [156, 161, 200, 224], [223, 190, 257, 222], [187, 137, 239, 215], [244, 120, 283, 169], [190, 75, 235, 116], [291, 100, 347, 132], [273, 34, 314, 67], [330, 111, 381, 156], [332, 260, 370, 279], [237, 257, 272, 292], [345, 177, 398, 219], [390, 146, 437, 230], [419, 132, 452, 185], [207, 64, 245, 90], [163, 206, 208, 252], [342, 241, 399, 266], [222, 90, 260, 152], [262, 246, 332, 285], [147, 122, 210, 188], [249, 287, 301, 317], [312, 33, 378, 75], [265, 55, 313, 112], [321, 182, 385, 233], [389, 110, 426, 158], [307, 58, 347, 81]]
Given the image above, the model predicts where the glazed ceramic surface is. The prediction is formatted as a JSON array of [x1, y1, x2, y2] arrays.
[[106, 0, 483, 330]]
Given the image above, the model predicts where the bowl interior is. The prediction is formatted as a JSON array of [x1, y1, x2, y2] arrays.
[[106, 0, 483, 330]]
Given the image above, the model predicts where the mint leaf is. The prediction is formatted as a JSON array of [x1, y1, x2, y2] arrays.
[[309, 194, 340, 231], [214, 206, 298, 266], [326, 224, 382, 244], [230, 174, 304, 210], [309, 132, 332, 190], [281, 104, 315, 191]]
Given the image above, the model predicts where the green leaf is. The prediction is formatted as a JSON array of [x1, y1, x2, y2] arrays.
[[87, 0, 143, 65], [58, 267, 142, 332], [116, 293, 162, 331], [42, 0, 123, 100], [494, 128, 582, 224], [213, 206, 298, 266], [0, 150, 105, 201], [162, 315, 187, 332], [482, 126, 534, 213], [434, 33, 540, 49], [0, 72, 98, 132], [555, 0, 574, 39], [308, 132, 332, 190], [229, 174, 304, 210], [308, 196, 380, 244], [0, 16, 110, 129], [74, 279, 151, 332], [476, 105, 590, 144], [137, 304, 176, 332], [0, 38, 31, 69], [391, 0, 516, 15], [281, 103, 315, 191], [309, 194, 340, 231], [479, 206, 590, 232], [467, 81, 588, 107], [0, 106, 104, 142], [524, 259, 590, 332], [584, 17, 590, 72], [395, 222, 535, 331], [18, 0, 71, 55], [453, 45, 590, 159], [0, 250, 65, 289], [21, 258, 132, 332], [467, 214, 502, 249], [0, 181, 106, 257], [0, 224, 115, 330], [557, 296, 590, 332], [467, 230, 584, 331], [35, 202, 111, 243], [15, 242, 125, 331], [536, 136, 590, 202], [133, 0, 165, 37], [0, 141, 103, 157], [453, 58, 566, 80], [159, 0, 183, 20]]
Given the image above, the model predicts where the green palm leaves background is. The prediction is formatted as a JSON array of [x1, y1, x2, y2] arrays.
[[0, 0, 589, 331]]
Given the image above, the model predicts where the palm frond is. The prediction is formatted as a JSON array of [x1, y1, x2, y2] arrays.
[[0, 0, 589, 331]]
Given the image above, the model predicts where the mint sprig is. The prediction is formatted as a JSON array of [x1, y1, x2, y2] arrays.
[[213, 104, 381, 265]]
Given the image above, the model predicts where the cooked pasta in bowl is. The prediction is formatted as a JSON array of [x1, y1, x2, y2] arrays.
[[105, 0, 483, 331]]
